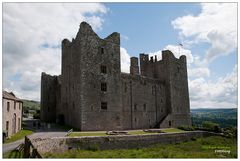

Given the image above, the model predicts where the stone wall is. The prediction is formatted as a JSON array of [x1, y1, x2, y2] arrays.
[[26, 131, 214, 157]]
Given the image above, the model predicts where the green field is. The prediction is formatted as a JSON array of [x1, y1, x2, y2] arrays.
[[191, 108, 237, 128], [22, 99, 40, 111], [69, 128, 185, 137], [44, 136, 237, 158], [4, 129, 33, 144]]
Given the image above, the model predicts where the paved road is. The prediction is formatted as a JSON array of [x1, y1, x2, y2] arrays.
[[3, 131, 67, 153], [2, 139, 24, 153]]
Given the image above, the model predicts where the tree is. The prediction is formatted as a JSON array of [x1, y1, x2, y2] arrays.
[[202, 121, 220, 132]]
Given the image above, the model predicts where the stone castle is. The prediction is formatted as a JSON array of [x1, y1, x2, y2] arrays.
[[40, 22, 191, 131]]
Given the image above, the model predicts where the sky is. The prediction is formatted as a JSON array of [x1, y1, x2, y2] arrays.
[[2, 3, 237, 109]]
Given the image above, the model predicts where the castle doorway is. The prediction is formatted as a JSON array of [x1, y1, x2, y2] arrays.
[[58, 114, 65, 125], [169, 121, 172, 127]]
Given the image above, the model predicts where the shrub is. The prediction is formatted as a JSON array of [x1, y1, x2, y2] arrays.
[[178, 125, 195, 131], [33, 113, 40, 119]]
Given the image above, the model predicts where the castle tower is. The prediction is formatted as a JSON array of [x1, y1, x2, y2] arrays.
[[130, 57, 139, 75], [140, 53, 149, 77], [158, 50, 191, 128]]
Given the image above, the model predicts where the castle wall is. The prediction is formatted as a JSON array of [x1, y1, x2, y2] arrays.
[[138, 50, 191, 128], [40, 73, 57, 122], [121, 74, 167, 130]]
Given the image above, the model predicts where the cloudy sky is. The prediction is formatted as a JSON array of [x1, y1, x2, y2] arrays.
[[2, 3, 237, 109]]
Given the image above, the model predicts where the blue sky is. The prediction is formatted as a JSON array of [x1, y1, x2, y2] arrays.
[[3, 3, 237, 109]]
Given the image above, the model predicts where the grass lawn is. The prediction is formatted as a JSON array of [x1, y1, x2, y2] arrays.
[[69, 132, 107, 137], [4, 129, 33, 144], [161, 128, 186, 133], [69, 128, 185, 137], [44, 136, 237, 158], [3, 150, 24, 158]]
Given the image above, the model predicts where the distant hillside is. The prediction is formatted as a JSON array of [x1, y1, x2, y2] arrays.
[[191, 108, 237, 128], [22, 99, 40, 111]]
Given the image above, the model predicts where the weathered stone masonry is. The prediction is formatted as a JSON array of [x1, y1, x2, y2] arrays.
[[40, 22, 191, 131]]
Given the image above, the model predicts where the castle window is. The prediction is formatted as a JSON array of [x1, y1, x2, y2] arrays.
[[177, 66, 180, 73], [101, 47, 104, 54], [101, 82, 107, 91], [124, 82, 127, 92], [100, 65, 107, 74], [101, 102, 107, 110], [7, 102, 10, 112], [135, 118, 137, 122], [161, 98, 163, 103], [14, 102, 16, 110], [19, 103, 21, 110], [134, 104, 137, 111], [143, 104, 146, 111], [169, 121, 172, 127], [152, 86, 155, 95]]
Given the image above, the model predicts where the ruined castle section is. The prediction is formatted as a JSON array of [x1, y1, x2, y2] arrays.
[[77, 22, 122, 131], [158, 51, 191, 128], [40, 72, 58, 122]]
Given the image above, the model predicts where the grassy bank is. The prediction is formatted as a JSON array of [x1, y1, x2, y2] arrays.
[[3, 150, 23, 158], [4, 129, 33, 144], [44, 136, 237, 158]]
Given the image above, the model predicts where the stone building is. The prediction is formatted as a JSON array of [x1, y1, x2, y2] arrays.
[[41, 22, 191, 131], [2, 91, 23, 137]]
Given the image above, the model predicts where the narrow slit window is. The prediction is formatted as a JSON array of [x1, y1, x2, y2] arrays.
[[143, 104, 146, 111], [101, 47, 104, 54], [134, 104, 137, 111]]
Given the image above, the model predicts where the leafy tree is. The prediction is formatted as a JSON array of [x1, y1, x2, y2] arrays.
[[202, 121, 220, 132]]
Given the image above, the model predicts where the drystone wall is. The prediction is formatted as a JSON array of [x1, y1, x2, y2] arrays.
[[25, 131, 214, 157]]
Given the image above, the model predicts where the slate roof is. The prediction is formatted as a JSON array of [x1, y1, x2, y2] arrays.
[[2, 91, 22, 102]]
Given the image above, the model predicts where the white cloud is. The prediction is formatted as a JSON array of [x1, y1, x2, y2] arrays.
[[3, 3, 108, 101], [188, 67, 210, 78], [172, 3, 237, 63], [189, 65, 237, 108], [121, 34, 129, 41], [120, 47, 130, 73]]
